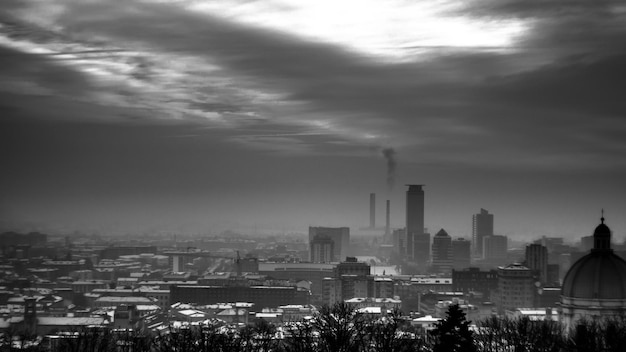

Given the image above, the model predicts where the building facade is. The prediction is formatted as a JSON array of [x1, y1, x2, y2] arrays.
[[497, 263, 535, 314], [452, 238, 472, 270], [432, 229, 453, 273], [406, 185, 428, 264], [309, 227, 349, 263], [483, 235, 508, 262], [472, 209, 494, 256], [525, 243, 548, 284], [452, 267, 499, 297]]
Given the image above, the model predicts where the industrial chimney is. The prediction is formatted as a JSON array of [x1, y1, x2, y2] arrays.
[[386, 199, 390, 236], [370, 193, 376, 228]]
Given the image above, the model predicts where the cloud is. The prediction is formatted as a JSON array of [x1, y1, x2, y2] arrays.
[[2, 0, 626, 172]]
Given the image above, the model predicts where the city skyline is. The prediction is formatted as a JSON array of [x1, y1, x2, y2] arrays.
[[1, 1, 626, 239]]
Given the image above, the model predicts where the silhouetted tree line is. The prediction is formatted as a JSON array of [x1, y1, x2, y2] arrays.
[[4, 303, 626, 351]]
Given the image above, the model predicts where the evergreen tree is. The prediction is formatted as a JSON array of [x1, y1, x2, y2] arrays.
[[430, 304, 477, 352]]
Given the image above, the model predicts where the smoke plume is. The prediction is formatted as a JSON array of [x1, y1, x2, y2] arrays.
[[382, 148, 396, 191]]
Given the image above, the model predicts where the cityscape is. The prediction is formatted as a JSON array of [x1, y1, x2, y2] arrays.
[[2, 0, 626, 351], [1, 187, 625, 350]]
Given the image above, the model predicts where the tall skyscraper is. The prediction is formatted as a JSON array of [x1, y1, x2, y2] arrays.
[[406, 185, 428, 264], [472, 208, 494, 256], [309, 227, 350, 262], [525, 243, 548, 284], [432, 229, 452, 273]]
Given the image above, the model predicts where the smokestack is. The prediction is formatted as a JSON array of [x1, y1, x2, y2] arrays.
[[370, 193, 376, 228], [386, 200, 390, 236]]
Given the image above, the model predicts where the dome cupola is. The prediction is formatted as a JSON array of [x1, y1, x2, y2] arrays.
[[562, 216, 626, 300], [593, 215, 611, 251]]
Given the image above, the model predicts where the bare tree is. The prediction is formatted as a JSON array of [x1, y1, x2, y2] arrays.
[[312, 302, 366, 352], [362, 309, 425, 352], [280, 319, 317, 352]]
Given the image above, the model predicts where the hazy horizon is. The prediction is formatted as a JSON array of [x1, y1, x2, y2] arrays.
[[2, 1, 626, 242]]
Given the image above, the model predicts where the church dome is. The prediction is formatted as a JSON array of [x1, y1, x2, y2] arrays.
[[561, 218, 626, 299], [561, 251, 626, 299]]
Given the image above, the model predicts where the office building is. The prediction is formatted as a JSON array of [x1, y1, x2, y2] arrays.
[[310, 235, 334, 263], [525, 244, 548, 284], [432, 229, 453, 273], [497, 263, 535, 314], [472, 209, 494, 256], [336, 257, 371, 276], [406, 185, 428, 264], [392, 228, 406, 257], [580, 235, 594, 252], [452, 267, 498, 297], [309, 227, 349, 263], [483, 235, 508, 263], [258, 262, 335, 304], [452, 238, 472, 270]]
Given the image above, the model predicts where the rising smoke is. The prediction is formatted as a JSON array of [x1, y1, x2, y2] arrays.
[[382, 148, 396, 191]]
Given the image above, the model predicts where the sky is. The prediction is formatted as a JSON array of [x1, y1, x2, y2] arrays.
[[1, 0, 626, 241]]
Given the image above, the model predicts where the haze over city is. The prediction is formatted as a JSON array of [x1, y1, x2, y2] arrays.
[[1, 0, 626, 240]]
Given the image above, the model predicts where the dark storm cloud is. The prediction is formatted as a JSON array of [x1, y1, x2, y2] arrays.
[[4, 0, 626, 169], [0, 45, 91, 97]]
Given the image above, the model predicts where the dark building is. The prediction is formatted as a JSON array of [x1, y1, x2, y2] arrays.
[[452, 267, 499, 297], [452, 238, 471, 270], [432, 229, 452, 273], [99, 246, 157, 260], [472, 209, 494, 256], [406, 185, 428, 264], [525, 244, 548, 284], [170, 285, 310, 309], [546, 264, 560, 286], [0, 232, 47, 247], [258, 262, 334, 304], [336, 257, 370, 276]]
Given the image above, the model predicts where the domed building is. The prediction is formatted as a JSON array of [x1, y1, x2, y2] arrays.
[[560, 217, 626, 328]]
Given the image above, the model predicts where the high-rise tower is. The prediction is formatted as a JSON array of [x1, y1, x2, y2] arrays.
[[432, 229, 453, 273], [406, 185, 428, 263], [525, 243, 548, 284], [472, 208, 494, 256]]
